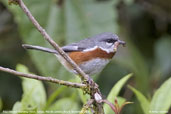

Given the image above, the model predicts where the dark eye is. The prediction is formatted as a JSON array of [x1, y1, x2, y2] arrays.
[[106, 39, 116, 43]]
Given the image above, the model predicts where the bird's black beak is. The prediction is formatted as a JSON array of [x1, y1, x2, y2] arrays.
[[118, 40, 126, 47]]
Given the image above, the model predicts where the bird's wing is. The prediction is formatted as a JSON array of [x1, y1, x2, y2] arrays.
[[62, 38, 95, 52], [62, 45, 85, 52]]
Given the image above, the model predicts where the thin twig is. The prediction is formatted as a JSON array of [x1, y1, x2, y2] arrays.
[[8, 0, 104, 113], [0, 66, 86, 88], [17, 0, 89, 81]]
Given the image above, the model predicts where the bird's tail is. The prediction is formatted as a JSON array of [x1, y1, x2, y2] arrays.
[[22, 44, 58, 54]]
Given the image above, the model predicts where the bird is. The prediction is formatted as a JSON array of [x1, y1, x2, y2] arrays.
[[22, 32, 125, 76]]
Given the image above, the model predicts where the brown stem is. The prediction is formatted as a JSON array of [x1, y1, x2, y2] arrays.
[[0, 66, 86, 88]]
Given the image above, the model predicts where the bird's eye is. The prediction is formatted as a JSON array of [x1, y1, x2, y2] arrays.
[[106, 39, 116, 43], [105, 39, 115, 46], [106, 39, 113, 43]]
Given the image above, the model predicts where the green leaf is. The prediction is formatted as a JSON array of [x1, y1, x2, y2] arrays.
[[12, 64, 46, 112], [104, 73, 133, 114], [12, 102, 37, 114], [21, 77, 46, 110], [107, 73, 132, 99], [12, 102, 22, 114], [128, 85, 150, 114], [16, 64, 29, 73], [150, 77, 171, 114], [45, 86, 67, 109], [48, 98, 79, 112]]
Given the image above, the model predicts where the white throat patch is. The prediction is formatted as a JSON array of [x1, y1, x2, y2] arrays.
[[99, 45, 115, 53]]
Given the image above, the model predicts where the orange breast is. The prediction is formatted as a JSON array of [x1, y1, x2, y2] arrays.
[[68, 48, 115, 65]]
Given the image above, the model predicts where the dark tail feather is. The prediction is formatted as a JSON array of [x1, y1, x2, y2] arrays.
[[22, 44, 58, 54]]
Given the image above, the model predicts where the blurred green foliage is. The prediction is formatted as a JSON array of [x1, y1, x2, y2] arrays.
[[13, 64, 46, 112], [0, 0, 171, 114], [11, 64, 132, 114], [129, 77, 171, 114]]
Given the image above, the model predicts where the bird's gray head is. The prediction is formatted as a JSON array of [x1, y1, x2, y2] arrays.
[[92, 32, 125, 53]]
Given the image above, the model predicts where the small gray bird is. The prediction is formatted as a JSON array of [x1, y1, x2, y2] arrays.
[[22, 32, 125, 75]]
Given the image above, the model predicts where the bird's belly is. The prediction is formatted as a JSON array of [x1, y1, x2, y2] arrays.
[[79, 58, 109, 75], [55, 54, 109, 75]]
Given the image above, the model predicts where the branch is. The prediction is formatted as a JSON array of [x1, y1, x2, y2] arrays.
[[8, 0, 104, 113], [16, 0, 89, 81], [0, 66, 86, 88]]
